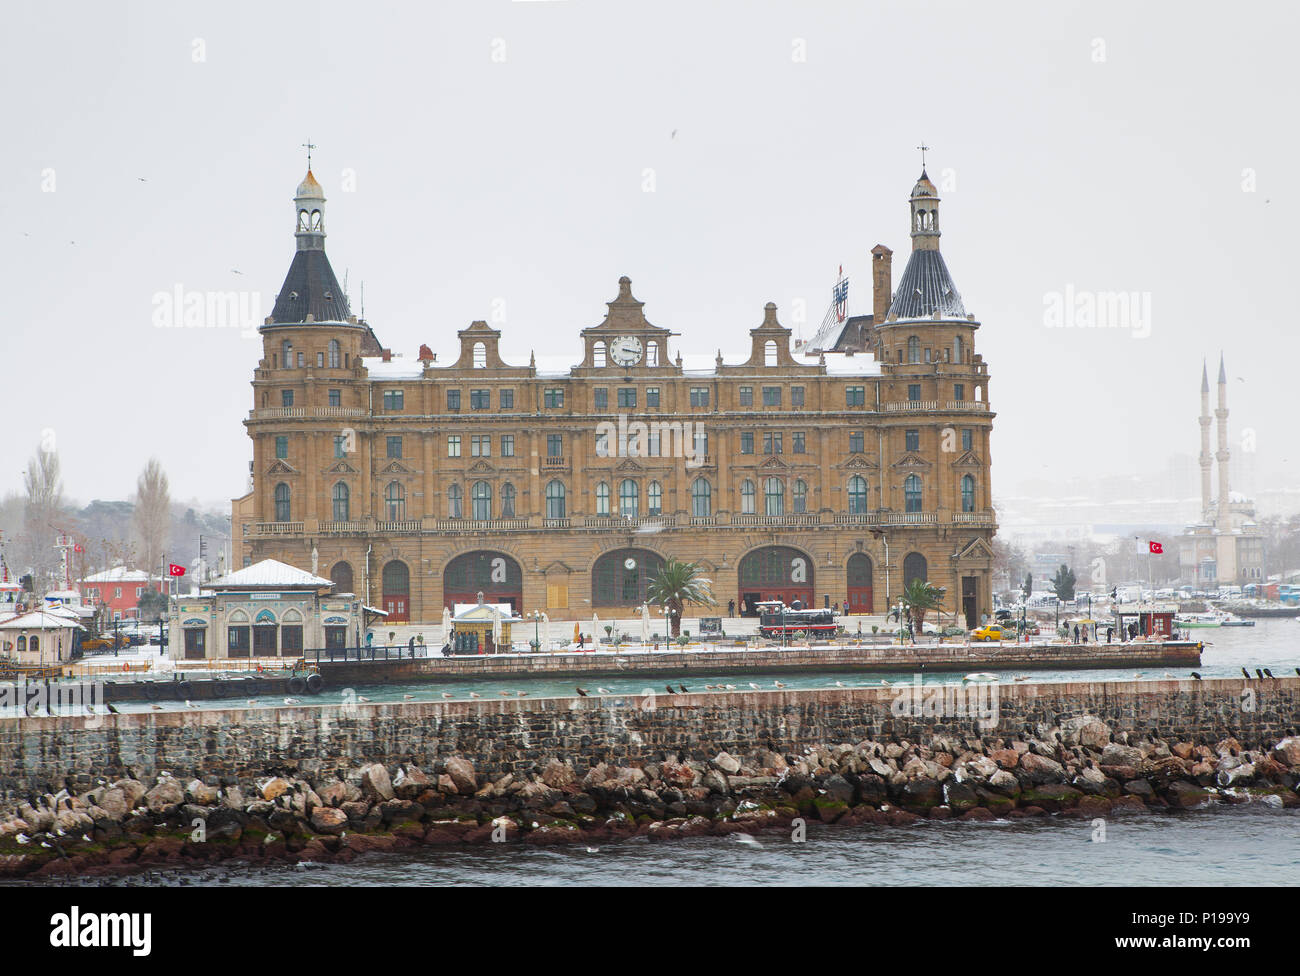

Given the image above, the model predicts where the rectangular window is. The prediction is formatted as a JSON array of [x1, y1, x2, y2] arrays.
[[646, 387, 660, 407], [905, 429, 919, 452], [499, 389, 514, 410], [617, 387, 637, 409], [849, 431, 864, 454], [281, 626, 303, 656], [547, 434, 562, 457], [962, 428, 973, 451], [739, 386, 753, 407], [275, 436, 288, 459], [545, 388, 564, 408], [846, 386, 865, 406], [954, 383, 965, 401], [281, 389, 294, 408], [471, 435, 491, 457], [383, 390, 404, 411], [446, 389, 461, 410], [762, 432, 783, 454], [447, 435, 461, 457], [501, 435, 515, 457], [328, 389, 341, 407], [386, 436, 402, 459], [694, 430, 708, 457], [792, 431, 805, 454], [740, 432, 754, 454], [762, 386, 781, 407], [470, 389, 490, 410], [690, 387, 709, 407], [908, 384, 921, 401], [791, 386, 805, 407], [333, 434, 346, 458], [227, 626, 250, 657], [593, 388, 608, 410]]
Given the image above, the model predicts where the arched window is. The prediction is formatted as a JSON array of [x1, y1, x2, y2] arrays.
[[386, 481, 407, 520], [473, 342, 486, 368], [907, 335, 921, 364], [903, 552, 928, 587], [619, 479, 638, 518], [741, 479, 756, 515], [29, 636, 38, 654], [16, 636, 26, 653], [764, 340, 778, 366], [904, 474, 923, 513], [793, 479, 808, 514], [953, 335, 963, 364], [332, 481, 349, 522], [281, 340, 292, 369], [764, 477, 785, 516], [330, 561, 354, 594], [328, 339, 341, 368], [501, 482, 516, 518], [593, 341, 607, 367], [647, 480, 662, 516], [691, 478, 712, 517], [961, 474, 976, 512], [595, 481, 611, 516], [445, 483, 461, 519], [472, 480, 493, 520], [847, 476, 867, 515], [274, 483, 291, 522], [545, 480, 566, 519]]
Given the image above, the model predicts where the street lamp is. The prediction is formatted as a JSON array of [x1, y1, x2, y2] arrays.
[[528, 609, 543, 652]]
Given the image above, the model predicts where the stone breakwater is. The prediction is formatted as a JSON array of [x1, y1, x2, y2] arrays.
[[0, 677, 1296, 878]]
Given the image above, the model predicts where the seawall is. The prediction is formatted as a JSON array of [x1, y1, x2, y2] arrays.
[[315, 640, 1204, 684], [1, 675, 1289, 800]]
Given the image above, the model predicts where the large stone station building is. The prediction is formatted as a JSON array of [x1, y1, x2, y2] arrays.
[[233, 163, 997, 626]]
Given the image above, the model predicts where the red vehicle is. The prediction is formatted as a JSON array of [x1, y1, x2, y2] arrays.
[[757, 601, 838, 640]]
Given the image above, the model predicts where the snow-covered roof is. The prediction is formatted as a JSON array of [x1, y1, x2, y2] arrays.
[[0, 610, 86, 631], [362, 356, 425, 381], [207, 558, 333, 590], [82, 567, 160, 583], [452, 602, 522, 622]]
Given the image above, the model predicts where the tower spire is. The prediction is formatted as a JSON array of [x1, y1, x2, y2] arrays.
[[1215, 352, 1230, 528], [1198, 359, 1212, 519]]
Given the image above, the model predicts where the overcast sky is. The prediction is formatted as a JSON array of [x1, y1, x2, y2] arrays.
[[3, 0, 1296, 510]]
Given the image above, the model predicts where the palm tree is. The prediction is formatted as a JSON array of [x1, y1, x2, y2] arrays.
[[900, 578, 946, 635], [646, 559, 715, 638]]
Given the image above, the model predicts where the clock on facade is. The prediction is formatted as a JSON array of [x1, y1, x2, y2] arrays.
[[609, 335, 643, 367], [624, 557, 637, 570]]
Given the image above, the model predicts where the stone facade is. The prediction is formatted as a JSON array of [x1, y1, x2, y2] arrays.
[[235, 165, 996, 624]]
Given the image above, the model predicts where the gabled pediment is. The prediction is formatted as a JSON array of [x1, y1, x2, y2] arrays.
[[543, 560, 572, 575], [890, 452, 932, 470], [759, 455, 789, 469], [380, 460, 413, 475], [468, 459, 495, 474], [950, 450, 983, 468], [842, 454, 878, 470], [325, 460, 358, 475], [955, 537, 995, 561], [267, 459, 298, 475], [615, 458, 645, 472]]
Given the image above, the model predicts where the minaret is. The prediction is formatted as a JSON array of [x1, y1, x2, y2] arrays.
[[1198, 360, 1212, 519], [1215, 353, 1230, 528]]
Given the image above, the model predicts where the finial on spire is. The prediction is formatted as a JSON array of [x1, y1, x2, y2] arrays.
[[302, 138, 316, 170], [916, 141, 930, 171]]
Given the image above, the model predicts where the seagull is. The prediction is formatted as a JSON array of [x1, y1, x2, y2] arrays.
[[773, 681, 785, 688], [499, 691, 513, 697], [575, 687, 588, 697], [880, 679, 892, 686], [283, 697, 300, 705], [186, 700, 197, 708], [150, 704, 163, 711], [678, 684, 688, 693], [1163, 672, 1174, 678], [835, 681, 845, 688], [404, 694, 416, 700], [441, 692, 453, 699], [733, 833, 762, 848], [469, 692, 481, 699], [596, 687, 611, 694], [724, 684, 736, 690], [1242, 668, 1252, 680], [665, 685, 675, 695], [704, 684, 715, 690], [518, 691, 529, 697], [248, 700, 257, 706], [1264, 668, 1275, 679], [749, 682, 760, 690], [85, 705, 95, 715], [105, 703, 119, 714], [358, 696, 371, 703], [1256, 669, 1265, 681]]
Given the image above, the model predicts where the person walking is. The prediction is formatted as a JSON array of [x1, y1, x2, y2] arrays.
[[1073, 623, 1080, 644]]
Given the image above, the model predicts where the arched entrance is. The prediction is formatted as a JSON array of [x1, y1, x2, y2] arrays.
[[846, 553, 873, 614], [382, 560, 410, 622], [592, 548, 665, 608], [738, 545, 813, 616], [444, 551, 523, 612], [902, 552, 928, 587], [330, 561, 354, 595]]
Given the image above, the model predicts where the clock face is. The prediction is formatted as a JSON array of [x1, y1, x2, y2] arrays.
[[623, 557, 637, 570], [609, 335, 643, 367]]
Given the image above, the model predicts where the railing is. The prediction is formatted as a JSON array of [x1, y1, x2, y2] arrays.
[[543, 456, 567, 468], [435, 518, 531, 532], [541, 517, 571, 529], [253, 522, 304, 535], [884, 400, 940, 411], [689, 515, 717, 526], [375, 520, 421, 533], [951, 511, 997, 524], [583, 515, 677, 530], [879, 512, 938, 524], [319, 520, 365, 533], [945, 401, 989, 412], [833, 512, 879, 525], [730, 513, 822, 527], [248, 406, 366, 421]]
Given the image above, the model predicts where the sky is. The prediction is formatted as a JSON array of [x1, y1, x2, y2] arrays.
[[2, 0, 1297, 511]]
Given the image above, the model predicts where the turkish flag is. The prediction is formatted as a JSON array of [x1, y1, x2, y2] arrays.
[[1148, 541, 1163, 555], [168, 564, 186, 577], [73, 543, 83, 553]]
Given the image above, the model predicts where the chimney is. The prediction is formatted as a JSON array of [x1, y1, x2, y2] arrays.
[[871, 244, 893, 326]]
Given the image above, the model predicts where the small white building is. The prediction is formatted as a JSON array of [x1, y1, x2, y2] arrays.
[[167, 558, 360, 661], [0, 610, 86, 665]]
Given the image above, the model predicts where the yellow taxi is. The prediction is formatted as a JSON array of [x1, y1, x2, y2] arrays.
[[971, 624, 1009, 642]]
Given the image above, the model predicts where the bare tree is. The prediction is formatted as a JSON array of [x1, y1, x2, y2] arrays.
[[133, 458, 171, 575], [21, 445, 65, 593]]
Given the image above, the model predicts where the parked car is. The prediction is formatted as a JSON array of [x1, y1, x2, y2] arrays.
[[971, 624, 1009, 642]]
